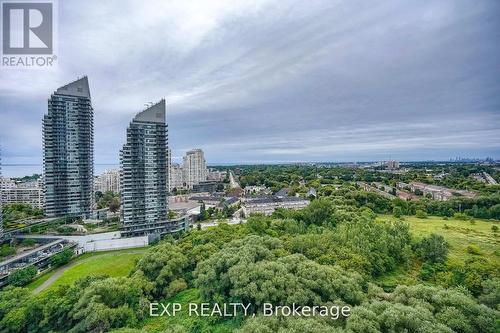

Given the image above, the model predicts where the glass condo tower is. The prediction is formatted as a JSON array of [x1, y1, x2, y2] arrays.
[[120, 100, 185, 237], [43, 77, 94, 218]]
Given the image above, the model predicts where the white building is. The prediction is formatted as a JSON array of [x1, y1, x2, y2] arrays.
[[242, 197, 309, 217], [0, 177, 44, 209], [399, 182, 476, 201], [183, 149, 207, 189], [207, 168, 226, 182], [94, 169, 120, 194], [0, 177, 16, 189], [385, 160, 400, 169], [244, 185, 272, 196], [170, 163, 185, 190]]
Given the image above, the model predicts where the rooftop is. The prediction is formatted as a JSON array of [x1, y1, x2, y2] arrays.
[[245, 196, 309, 204], [55, 76, 91, 99], [134, 99, 166, 124]]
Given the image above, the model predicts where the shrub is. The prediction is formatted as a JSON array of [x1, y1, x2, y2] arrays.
[[453, 212, 470, 221], [70, 277, 147, 333], [0, 244, 15, 258], [393, 206, 402, 218], [50, 248, 74, 267], [478, 278, 500, 309], [465, 244, 481, 255], [21, 239, 35, 247], [8, 265, 37, 286], [56, 225, 77, 234], [132, 242, 188, 297], [414, 234, 448, 263], [415, 209, 427, 219], [165, 279, 188, 298], [347, 284, 499, 333], [299, 198, 336, 226]]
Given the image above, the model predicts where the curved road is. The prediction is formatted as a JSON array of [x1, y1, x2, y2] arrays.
[[33, 262, 75, 294]]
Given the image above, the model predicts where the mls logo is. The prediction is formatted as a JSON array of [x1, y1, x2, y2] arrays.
[[2, 1, 52, 54]]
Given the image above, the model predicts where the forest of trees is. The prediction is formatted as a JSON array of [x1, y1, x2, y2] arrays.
[[233, 164, 500, 194], [231, 164, 500, 220], [0, 195, 498, 333], [1, 203, 44, 225]]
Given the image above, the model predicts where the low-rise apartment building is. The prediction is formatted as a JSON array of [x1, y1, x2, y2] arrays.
[[241, 197, 309, 217], [244, 185, 272, 196], [1, 178, 44, 209], [398, 182, 475, 201]]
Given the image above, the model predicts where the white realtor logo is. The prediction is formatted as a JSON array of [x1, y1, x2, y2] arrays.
[[8, 7, 48, 49], [1, 1, 56, 68]]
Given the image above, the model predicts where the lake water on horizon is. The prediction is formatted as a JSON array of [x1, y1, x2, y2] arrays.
[[1, 164, 120, 178]]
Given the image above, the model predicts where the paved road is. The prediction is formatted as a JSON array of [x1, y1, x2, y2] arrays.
[[33, 259, 82, 294], [229, 171, 241, 189]]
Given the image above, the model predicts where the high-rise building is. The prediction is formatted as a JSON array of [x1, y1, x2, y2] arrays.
[[43, 77, 94, 218], [169, 163, 185, 190], [166, 148, 172, 192], [120, 100, 174, 237], [94, 169, 120, 193], [0, 149, 3, 239], [183, 149, 207, 189], [386, 160, 400, 169]]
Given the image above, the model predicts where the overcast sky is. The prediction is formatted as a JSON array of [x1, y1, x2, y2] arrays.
[[1, 0, 499, 174]]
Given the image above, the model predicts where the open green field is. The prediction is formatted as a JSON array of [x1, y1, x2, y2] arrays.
[[28, 248, 147, 293], [375, 215, 500, 289], [377, 215, 500, 264]]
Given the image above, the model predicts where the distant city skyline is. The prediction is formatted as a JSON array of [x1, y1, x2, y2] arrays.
[[2, 156, 499, 178], [0, 0, 499, 171]]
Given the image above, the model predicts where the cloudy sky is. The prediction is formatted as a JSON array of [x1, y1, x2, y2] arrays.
[[1, 0, 499, 174]]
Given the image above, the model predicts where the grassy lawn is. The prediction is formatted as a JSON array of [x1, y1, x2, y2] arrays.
[[377, 215, 499, 264], [140, 288, 243, 333], [27, 270, 56, 291], [28, 248, 148, 293], [375, 215, 500, 290]]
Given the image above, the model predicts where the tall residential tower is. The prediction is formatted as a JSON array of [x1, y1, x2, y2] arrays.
[[121, 100, 183, 237], [0, 149, 3, 239], [43, 77, 94, 218], [183, 149, 207, 189]]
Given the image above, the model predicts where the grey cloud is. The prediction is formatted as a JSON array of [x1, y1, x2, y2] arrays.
[[0, 0, 499, 169]]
